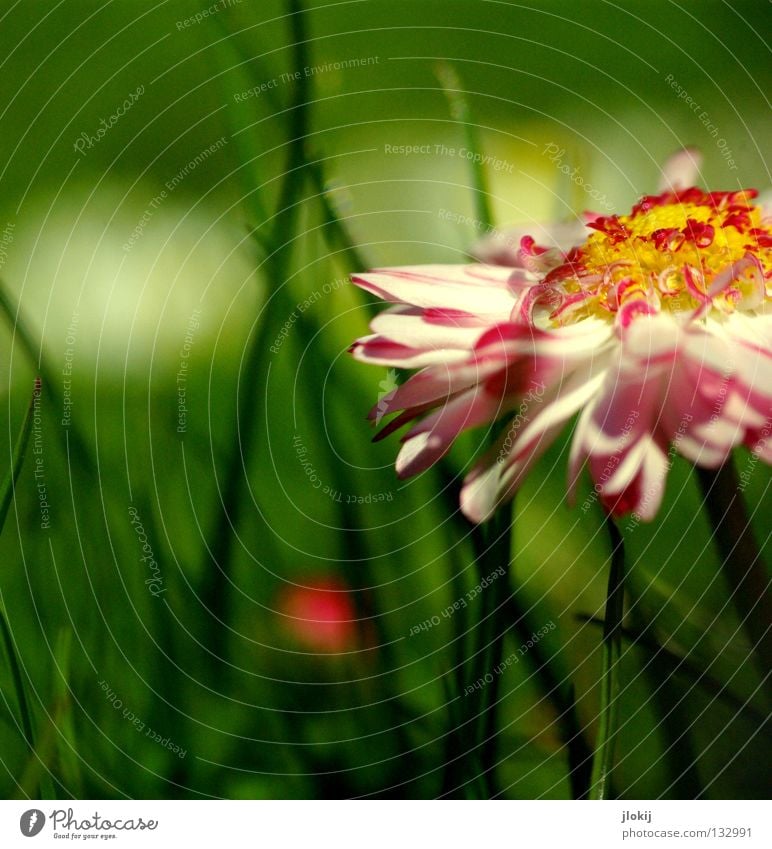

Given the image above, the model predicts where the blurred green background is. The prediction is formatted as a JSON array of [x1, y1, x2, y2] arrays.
[[0, 0, 769, 799]]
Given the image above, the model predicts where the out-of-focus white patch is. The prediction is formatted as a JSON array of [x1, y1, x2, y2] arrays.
[[1, 181, 257, 379]]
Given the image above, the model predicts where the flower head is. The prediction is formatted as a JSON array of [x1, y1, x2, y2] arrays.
[[350, 151, 772, 522]]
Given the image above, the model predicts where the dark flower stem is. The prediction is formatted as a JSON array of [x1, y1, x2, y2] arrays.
[[696, 460, 771, 683], [589, 515, 626, 800]]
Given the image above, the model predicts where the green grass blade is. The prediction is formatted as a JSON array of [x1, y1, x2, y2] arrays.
[[0, 378, 39, 532], [435, 62, 493, 231], [50, 628, 79, 798], [0, 280, 93, 477], [197, 0, 312, 665], [0, 378, 56, 797]]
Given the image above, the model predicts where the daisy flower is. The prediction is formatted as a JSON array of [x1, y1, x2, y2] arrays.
[[349, 150, 772, 523]]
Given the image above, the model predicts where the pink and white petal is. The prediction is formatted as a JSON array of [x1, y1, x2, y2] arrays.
[[464, 367, 606, 522], [610, 437, 669, 520], [680, 317, 771, 436], [395, 385, 505, 478], [372, 400, 441, 441], [682, 322, 734, 379], [374, 357, 505, 418], [654, 333, 734, 437], [657, 147, 703, 192], [721, 390, 768, 431], [567, 404, 595, 503], [602, 436, 652, 495], [350, 334, 469, 368], [509, 367, 608, 465], [532, 319, 614, 359], [460, 420, 566, 523], [620, 312, 682, 362], [570, 330, 676, 497], [674, 432, 730, 467], [723, 318, 772, 408], [369, 305, 490, 350], [497, 417, 575, 507], [580, 370, 661, 456], [352, 264, 517, 315], [390, 324, 548, 403], [422, 307, 506, 327], [655, 363, 701, 436], [746, 428, 772, 463], [754, 439, 772, 464], [460, 460, 504, 524], [692, 413, 745, 453], [477, 316, 613, 363], [722, 339, 772, 406], [468, 322, 608, 402]]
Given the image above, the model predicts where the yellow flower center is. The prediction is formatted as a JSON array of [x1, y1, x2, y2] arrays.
[[540, 188, 771, 326]]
